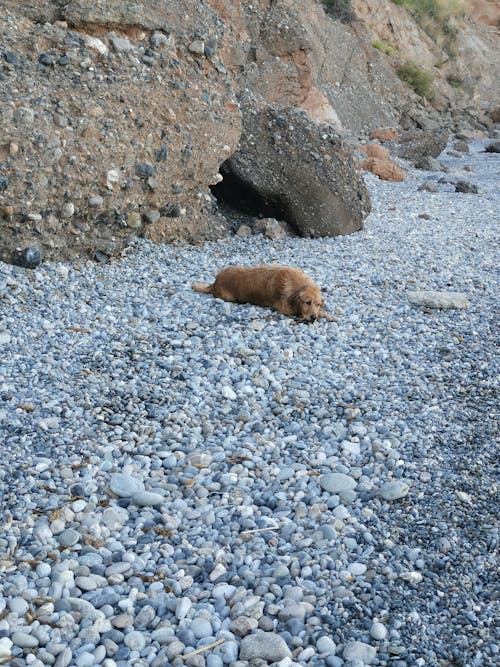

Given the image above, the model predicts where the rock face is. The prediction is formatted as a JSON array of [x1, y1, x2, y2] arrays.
[[222, 0, 409, 133], [469, 0, 500, 28], [353, 0, 500, 118], [214, 94, 371, 237], [1, 0, 499, 263], [0, 2, 241, 263]]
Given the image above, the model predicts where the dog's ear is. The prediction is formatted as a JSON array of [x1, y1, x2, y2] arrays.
[[288, 287, 304, 315]]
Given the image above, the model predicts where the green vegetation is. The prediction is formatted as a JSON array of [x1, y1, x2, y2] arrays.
[[397, 63, 434, 98], [321, 0, 356, 23], [372, 39, 396, 57], [391, 0, 465, 52]]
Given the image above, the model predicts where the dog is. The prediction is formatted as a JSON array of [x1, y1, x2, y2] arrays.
[[192, 265, 334, 321]]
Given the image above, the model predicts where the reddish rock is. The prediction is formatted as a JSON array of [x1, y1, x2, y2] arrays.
[[359, 144, 389, 159], [369, 128, 399, 143], [360, 157, 406, 182]]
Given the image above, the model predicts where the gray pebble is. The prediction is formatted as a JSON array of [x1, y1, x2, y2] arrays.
[[131, 490, 164, 506], [191, 617, 213, 639], [12, 631, 39, 648], [378, 480, 410, 501], [240, 631, 292, 662], [58, 528, 80, 547], [124, 630, 146, 651], [316, 635, 337, 655], [320, 472, 357, 494], [343, 641, 377, 664], [9, 597, 29, 615], [109, 473, 145, 497], [370, 621, 388, 641]]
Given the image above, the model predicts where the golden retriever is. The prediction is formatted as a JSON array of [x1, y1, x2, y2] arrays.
[[192, 265, 333, 321]]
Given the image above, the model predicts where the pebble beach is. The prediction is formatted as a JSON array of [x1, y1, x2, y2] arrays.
[[0, 140, 498, 667]]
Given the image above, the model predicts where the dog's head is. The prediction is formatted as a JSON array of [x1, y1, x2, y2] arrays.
[[292, 285, 324, 321]]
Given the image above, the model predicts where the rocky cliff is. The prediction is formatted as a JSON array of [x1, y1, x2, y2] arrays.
[[354, 0, 500, 124], [0, 1, 242, 263], [0, 0, 498, 264]]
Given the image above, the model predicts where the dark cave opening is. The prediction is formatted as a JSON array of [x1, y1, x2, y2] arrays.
[[210, 160, 293, 226]]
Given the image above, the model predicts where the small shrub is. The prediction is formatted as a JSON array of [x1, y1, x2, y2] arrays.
[[372, 39, 396, 56], [397, 63, 434, 98], [322, 0, 356, 23]]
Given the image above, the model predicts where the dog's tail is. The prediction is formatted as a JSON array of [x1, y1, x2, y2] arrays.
[[192, 282, 213, 294]]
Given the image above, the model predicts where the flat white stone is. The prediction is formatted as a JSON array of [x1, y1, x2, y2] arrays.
[[408, 290, 469, 309], [379, 480, 410, 500], [320, 472, 357, 494], [175, 596, 192, 620], [188, 40, 205, 55], [103, 505, 129, 527], [131, 491, 164, 507], [109, 473, 145, 498], [343, 640, 377, 664]]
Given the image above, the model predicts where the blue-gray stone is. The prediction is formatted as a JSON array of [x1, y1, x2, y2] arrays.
[[135, 162, 154, 178], [109, 473, 145, 498], [131, 490, 164, 507], [12, 631, 39, 648], [191, 617, 213, 639], [320, 473, 356, 494], [343, 641, 377, 664], [218, 640, 239, 663]]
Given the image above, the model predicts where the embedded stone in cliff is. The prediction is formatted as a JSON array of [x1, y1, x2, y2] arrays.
[[12, 247, 42, 269], [212, 94, 370, 238]]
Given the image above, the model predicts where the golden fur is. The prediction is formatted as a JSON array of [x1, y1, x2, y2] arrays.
[[192, 265, 333, 321]]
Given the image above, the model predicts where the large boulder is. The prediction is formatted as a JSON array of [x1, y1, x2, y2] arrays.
[[213, 94, 370, 238], [392, 130, 449, 162], [0, 3, 241, 263]]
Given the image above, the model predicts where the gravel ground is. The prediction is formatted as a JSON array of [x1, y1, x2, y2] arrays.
[[0, 140, 498, 667]]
